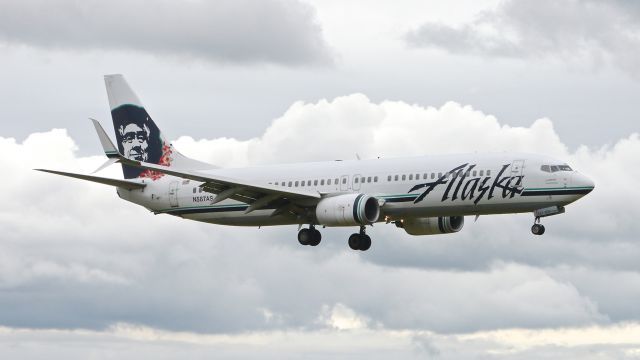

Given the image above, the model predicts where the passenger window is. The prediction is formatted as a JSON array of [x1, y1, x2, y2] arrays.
[[423, 173, 428, 179], [472, 171, 476, 177], [288, 181, 292, 187], [479, 170, 484, 176], [335, 178, 339, 184], [295, 181, 299, 187], [193, 188, 196, 194], [374, 176, 378, 182], [321, 179, 325, 185], [361, 177, 365, 183], [401, 175, 406, 181], [314, 180, 318, 186], [395, 175, 399, 181], [367, 176, 371, 183], [355, 177, 359, 183], [199, 188, 203, 193], [465, 170, 470, 177], [409, 174, 413, 180], [438, 172, 442, 178], [327, 179, 331, 185], [342, 178, 347, 184], [388, 175, 392, 181], [487, 170, 491, 176], [431, 173, 435, 179]]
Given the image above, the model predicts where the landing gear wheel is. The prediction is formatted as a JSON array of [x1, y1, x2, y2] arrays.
[[298, 228, 312, 245], [359, 235, 371, 251], [348, 233, 361, 250], [309, 229, 322, 246], [348, 232, 372, 251], [299, 227, 322, 246], [531, 223, 545, 235]]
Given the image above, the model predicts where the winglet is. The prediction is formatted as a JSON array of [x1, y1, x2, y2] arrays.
[[90, 118, 119, 159]]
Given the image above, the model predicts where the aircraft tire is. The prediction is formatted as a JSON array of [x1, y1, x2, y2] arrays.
[[309, 229, 322, 246], [298, 228, 312, 245], [348, 233, 361, 250], [359, 235, 371, 251], [531, 224, 544, 235]]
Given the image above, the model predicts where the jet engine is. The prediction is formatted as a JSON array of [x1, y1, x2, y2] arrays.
[[315, 194, 381, 226], [397, 216, 464, 235]]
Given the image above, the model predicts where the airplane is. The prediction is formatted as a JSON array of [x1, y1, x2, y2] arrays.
[[37, 74, 595, 251]]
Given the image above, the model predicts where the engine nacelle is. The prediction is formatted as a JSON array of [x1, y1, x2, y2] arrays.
[[398, 216, 464, 235], [315, 194, 381, 226]]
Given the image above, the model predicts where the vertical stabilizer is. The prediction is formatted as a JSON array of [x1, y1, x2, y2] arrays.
[[104, 74, 212, 179]]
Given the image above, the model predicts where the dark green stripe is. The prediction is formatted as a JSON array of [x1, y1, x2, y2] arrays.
[[521, 188, 593, 196], [353, 194, 364, 223]]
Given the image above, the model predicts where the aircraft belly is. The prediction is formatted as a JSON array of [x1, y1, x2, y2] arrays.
[[181, 210, 297, 226]]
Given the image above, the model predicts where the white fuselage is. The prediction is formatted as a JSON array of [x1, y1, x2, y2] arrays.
[[117, 152, 594, 227]]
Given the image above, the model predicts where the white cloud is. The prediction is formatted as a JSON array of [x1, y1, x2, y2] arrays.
[[174, 96, 569, 166], [1, 96, 639, 356], [2, 322, 640, 359]]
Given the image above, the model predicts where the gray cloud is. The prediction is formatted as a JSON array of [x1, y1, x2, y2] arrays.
[[0, 0, 332, 65], [405, 0, 640, 76]]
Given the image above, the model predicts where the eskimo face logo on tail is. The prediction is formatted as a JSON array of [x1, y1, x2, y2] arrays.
[[118, 122, 150, 161], [410, 163, 524, 204], [112, 105, 172, 179]]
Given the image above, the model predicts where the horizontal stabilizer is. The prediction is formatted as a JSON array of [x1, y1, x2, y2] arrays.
[[90, 118, 119, 158], [35, 169, 146, 190]]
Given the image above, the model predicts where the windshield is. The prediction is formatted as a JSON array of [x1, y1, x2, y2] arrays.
[[541, 164, 572, 173]]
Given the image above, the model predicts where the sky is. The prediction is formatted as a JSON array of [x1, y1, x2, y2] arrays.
[[0, 0, 639, 358]]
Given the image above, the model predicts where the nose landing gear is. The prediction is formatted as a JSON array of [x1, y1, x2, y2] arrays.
[[531, 217, 546, 235]]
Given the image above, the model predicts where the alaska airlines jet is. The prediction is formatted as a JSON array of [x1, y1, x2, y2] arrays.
[[37, 75, 595, 251]]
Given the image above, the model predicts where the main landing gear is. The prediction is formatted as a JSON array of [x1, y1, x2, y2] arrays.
[[348, 226, 371, 251], [531, 217, 546, 235], [297, 225, 372, 251], [298, 225, 321, 246]]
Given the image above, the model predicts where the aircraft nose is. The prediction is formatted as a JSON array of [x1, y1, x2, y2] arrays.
[[573, 172, 595, 194]]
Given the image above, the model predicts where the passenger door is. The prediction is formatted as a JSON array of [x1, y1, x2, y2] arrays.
[[511, 159, 525, 177]]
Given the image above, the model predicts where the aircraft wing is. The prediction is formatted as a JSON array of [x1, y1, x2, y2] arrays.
[[120, 157, 320, 208]]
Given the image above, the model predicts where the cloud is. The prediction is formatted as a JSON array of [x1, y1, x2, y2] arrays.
[[2, 322, 640, 359], [405, 0, 640, 77], [0, 0, 332, 65], [1, 95, 640, 348]]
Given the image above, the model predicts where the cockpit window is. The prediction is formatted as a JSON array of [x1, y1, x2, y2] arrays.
[[542, 164, 573, 173]]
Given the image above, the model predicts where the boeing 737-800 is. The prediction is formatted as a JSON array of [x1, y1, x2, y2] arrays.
[[37, 75, 595, 251]]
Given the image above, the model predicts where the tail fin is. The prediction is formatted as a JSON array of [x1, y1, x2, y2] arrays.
[[104, 74, 212, 179]]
